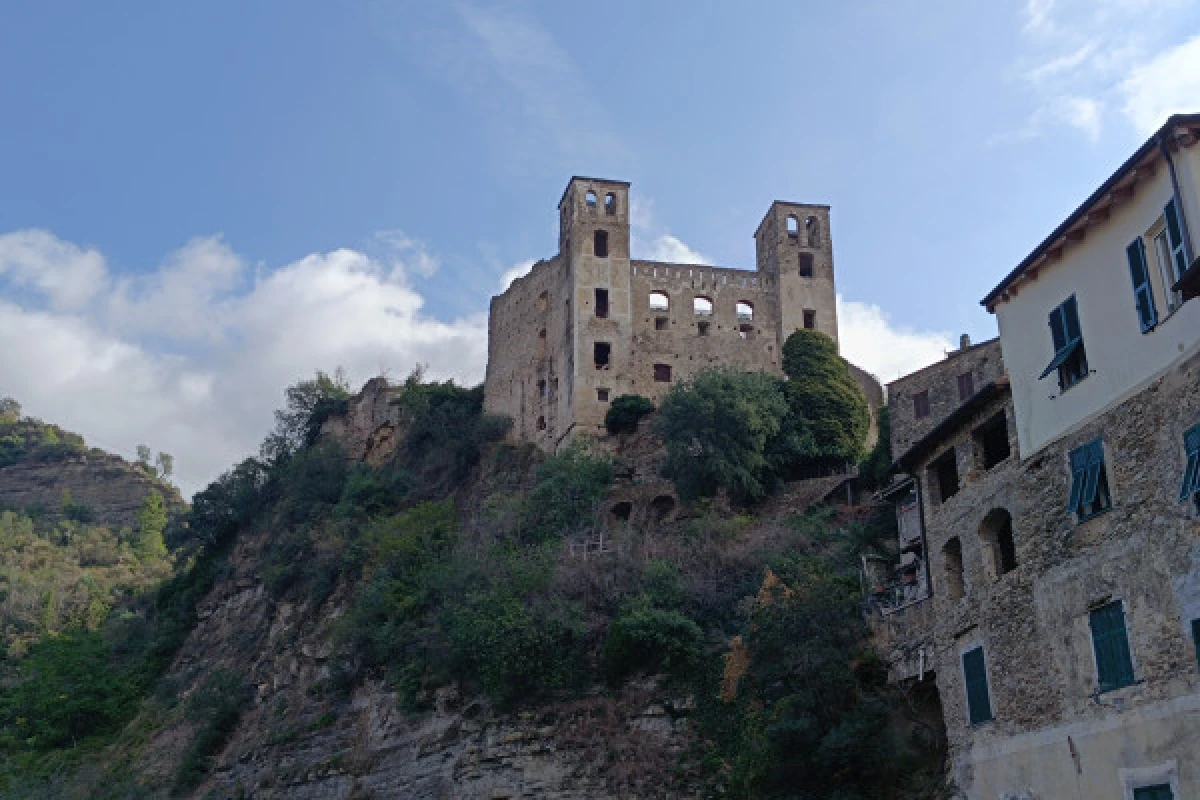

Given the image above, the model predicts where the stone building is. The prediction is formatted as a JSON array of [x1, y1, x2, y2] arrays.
[[483, 177, 880, 448], [874, 113, 1200, 799]]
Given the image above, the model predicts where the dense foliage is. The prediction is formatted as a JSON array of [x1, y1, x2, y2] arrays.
[[782, 329, 871, 466], [604, 394, 656, 435], [0, 397, 88, 468], [859, 406, 893, 490]]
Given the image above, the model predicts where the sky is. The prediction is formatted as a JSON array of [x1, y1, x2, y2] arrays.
[[1, 0, 1198, 496]]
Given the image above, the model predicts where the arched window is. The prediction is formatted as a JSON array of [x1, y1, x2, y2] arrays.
[[594, 230, 609, 258], [943, 537, 965, 601], [585, 190, 597, 207], [736, 301, 754, 321], [604, 192, 616, 214], [979, 509, 1017, 578], [786, 214, 799, 238], [693, 295, 713, 316], [805, 216, 820, 247], [649, 291, 670, 312]]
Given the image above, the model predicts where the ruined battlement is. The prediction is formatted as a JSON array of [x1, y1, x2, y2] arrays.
[[483, 177, 852, 449]]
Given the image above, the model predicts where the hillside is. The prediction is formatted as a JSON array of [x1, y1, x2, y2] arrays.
[[0, 370, 947, 799]]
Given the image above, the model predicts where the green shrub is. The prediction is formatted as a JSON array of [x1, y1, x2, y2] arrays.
[[604, 394, 655, 435], [521, 441, 613, 543], [858, 406, 892, 490], [781, 330, 871, 466], [173, 672, 252, 794], [603, 605, 704, 685]]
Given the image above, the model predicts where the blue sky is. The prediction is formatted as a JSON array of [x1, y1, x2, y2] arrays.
[[1, 0, 1198, 493]]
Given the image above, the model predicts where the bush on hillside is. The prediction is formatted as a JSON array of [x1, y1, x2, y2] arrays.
[[781, 330, 871, 466], [604, 394, 656, 435], [520, 440, 614, 543], [602, 605, 704, 685]]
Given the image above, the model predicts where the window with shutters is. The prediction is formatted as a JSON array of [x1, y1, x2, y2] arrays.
[[957, 371, 974, 401], [1089, 600, 1135, 692], [961, 646, 993, 724], [1067, 437, 1111, 520], [1192, 618, 1200, 672], [1179, 422, 1200, 511], [1040, 295, 1089, 390], [1133, 785, 1174, 800], [1126, 237, 1158, 332], [1164, 198, 1190, 283]]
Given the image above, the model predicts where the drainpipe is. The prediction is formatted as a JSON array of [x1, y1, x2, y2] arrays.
[[1159, 128, 1195, 265]]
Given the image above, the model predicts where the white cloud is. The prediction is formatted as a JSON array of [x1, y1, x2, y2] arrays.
[[1119, 34, 1200, 135], [628, 195, 710, 265], [498, 258, 536, 292], [836, 296, 956, 384], [639, 235, 708, 265], [0, 230, 487, 497]]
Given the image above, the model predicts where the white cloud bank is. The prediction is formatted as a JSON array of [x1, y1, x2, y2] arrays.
[[0, 230, 486, 496], [0, 229, 951, 496]]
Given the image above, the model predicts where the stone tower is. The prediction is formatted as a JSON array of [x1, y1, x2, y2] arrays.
[[754, 202, 839, 349], [558, 177, 633, 434]]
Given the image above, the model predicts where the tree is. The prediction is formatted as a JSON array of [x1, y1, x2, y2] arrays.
[[155, 451, 174, 481], [654, 368, 802, 505], [604, 394, 656, 435], [781, 330, 871, 467], [0, 396, 20, 420], [135, 491, 169, 561], [136, 444, 153, 469], [260, 370, 352, 467]]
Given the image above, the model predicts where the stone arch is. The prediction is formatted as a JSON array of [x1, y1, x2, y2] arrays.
[[942, 536, 964, 602], [979, 508, 1017, 579], [586, 190, 597, 207], [805, 216, 820, 247], [611, 501, 632, 522], [693, 295, 713, 316], [649, 291, 670, 312], [786, 214, 799, 237], [736, 301, 754, 321], [650, 494, 676, 522]]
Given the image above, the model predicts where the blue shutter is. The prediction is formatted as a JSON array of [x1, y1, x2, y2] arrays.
[[1164, 199, 1188, 276], [1181, 424, 1200, 502], [1126, 238, 1158, 332], [1067, 444, 1089, 513], [962, 647, 993, 724], [1090, 602, 1135, 691]]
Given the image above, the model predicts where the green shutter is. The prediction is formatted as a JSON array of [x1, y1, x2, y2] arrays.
[[1192, 618, 1200, 672], [1164, 198, 1188, 276], [1133, 785, 1174, 800], [1067, 444, 1089, 513], [1181, 424, 1200, 503], [1063, 295, 1082, 342], [1090, 602, 1135, 691], [962, 647, 993, 724], [1049, 305, 1067, 352], [1126, 238, 1158, 332]]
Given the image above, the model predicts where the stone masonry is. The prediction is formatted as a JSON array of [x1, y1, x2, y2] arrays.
[[483, 177, 870, 449]]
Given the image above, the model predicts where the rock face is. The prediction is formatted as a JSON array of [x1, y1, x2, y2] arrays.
[[0, 450, 183, 529]]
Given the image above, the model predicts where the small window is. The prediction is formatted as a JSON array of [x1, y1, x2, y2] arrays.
[[693, 296, 713, 316], [649, 291, 670, 312], [1040, 295, 1088, 390], [786, 214, 799, 238], [538, 291, 548, 313], [803, 309, 816, 329], [594, 230, 609, 258], [594, 288, 609, 318], [943, 537, 964, 601], [697, 321, 710, 336], [655, 316, 669, 331], [931, 449, 959, 503], [597, 388, 610, 402], [1089, 600, 1135, 692], [536, 415, 546, 431], [805, 216, 820, 247], [1126, 237, 1159, 333], [585, 190, 597, 207], [738, 324, 753, 339], [962, 647, 993, 724], [538, 328, 546, 339], [979, 508, 1017, 577], [1179, 422, 1200, 509], [594, 342, 611, 369], [537, 379, 547, 398], [604, 192, 616, 215], [736, 301, 753, 321], [1191, 618, 1200, 671], [974, 411, 1010, 469], [653, 363, 672, 382], [913, 390, 931, 419], [1067, 438, 1111, 520], [957, 372, 974, 401], [1133, 786, 1175, 800], [798, 252, 814, 277]]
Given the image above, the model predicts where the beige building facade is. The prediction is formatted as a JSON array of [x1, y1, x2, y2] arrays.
[[484, 177, 850, 448], [875, 113, 1200, 800]]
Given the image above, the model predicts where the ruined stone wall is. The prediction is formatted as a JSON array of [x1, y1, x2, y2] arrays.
[[888, 337, 1004, 458], [754, 202, 839, 346], [483, 256, 573, 448], [898, 349, 1200, 799]]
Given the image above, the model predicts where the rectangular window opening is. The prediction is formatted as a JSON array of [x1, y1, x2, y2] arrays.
[[653, 363, 672, 382], [913, 390, 931, 419], [1067, 438, 1111, 520], [594, 288, 609, 318], [798, 252, 814, 277], [697, 321, 710, 336], [1089, 600, 1135, 692], [655, 316, 669, 331], [962, 647, 993, 725], [957, 371, 975, 401], [931, 449, 959, 503], [975, 411, 1011, 469], [803, 309, 816, 329], [593, 342, 611, 370], [597, 388, 610, 402]]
